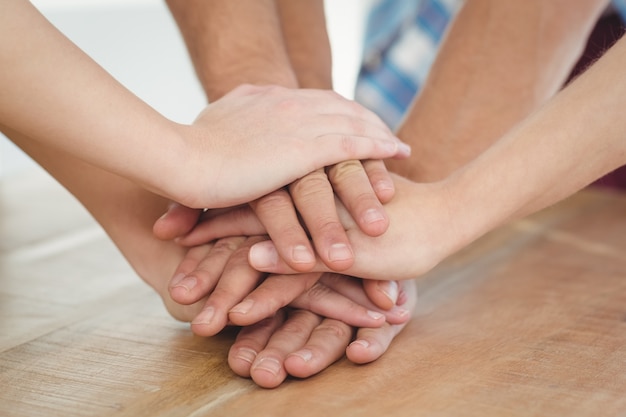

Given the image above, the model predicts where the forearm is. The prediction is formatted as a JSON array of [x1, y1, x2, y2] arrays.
[[276, 0, 332, 89], [0, 1, 186, 198], [166, 0, 298, 98], [390, 0, 609, 181], [448, 36, 626, 246]]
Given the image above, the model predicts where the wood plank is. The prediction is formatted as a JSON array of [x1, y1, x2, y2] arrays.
[[1, 169, 626, 416]]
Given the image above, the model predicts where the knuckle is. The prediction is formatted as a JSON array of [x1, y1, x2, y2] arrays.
[[253, 190, 292, 213], [280, 311, 317, 335], [276, 96, 301, 113], [290, 171, 332, 202], [305, 283, 333, 304], [363, 159, 390, 180], [316, 321, 352, 340], [210, 237, 244, 257], [314, 218, 344, 236], [326, 160, 364, 183]]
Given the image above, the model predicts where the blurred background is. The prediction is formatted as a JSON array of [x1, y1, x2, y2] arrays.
[[0, 0, 372, 178]]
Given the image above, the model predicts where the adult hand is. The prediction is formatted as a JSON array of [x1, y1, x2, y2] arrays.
[[247, 174, 460, 280], [228, 279, 417, 389], [154, 158, 396, 271], [174, 84, 410, 209], [166, 236, 409, 337]]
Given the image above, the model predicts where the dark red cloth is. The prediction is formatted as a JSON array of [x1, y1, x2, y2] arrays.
[[567, 12, 626, 190]]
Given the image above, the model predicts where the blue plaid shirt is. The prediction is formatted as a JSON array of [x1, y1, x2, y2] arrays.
[[355, 0, 626, 129]]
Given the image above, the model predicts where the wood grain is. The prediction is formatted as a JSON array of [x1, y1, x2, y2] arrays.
[[2, 168, 626, 417]]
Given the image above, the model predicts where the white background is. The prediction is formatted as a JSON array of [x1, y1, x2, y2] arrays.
[[0, 0, 372, 177]]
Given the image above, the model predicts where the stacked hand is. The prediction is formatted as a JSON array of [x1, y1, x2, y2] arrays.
[[154, 154, 419, 389]]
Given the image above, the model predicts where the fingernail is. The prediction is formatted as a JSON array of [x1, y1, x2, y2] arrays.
[[170, 272, 186, 287], [253, 357, 282, 376], [367, 310, 384, 320], [383, 140, 399, 154], [192, 306, 215, 325], [392, 307, 410, 318], [235, 347, 258, 364], [328, 243, 353, 262], [292, 245, 314, 264], [378, 281, 398, 304], [362, 208, 385, 225], [172, 276, 197, 293], [290, 349, 313, 362], [157, 211, 169, 222], [374, 180, 394, 193], [349, 339, 370, 349], [249, 242, 279, 269], [398, 142, 411, 156], [230, 299, 254, 315]]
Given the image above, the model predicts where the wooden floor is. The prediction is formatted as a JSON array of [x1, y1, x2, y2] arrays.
[[2, 167, 626, 417]]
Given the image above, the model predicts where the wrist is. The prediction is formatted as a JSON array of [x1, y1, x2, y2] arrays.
[[142, 120, 205, 208], [438, 168, 501, 255], [204, 63, 299, 100]]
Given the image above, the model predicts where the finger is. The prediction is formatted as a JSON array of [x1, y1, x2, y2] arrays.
[[327, 160, 389, 237], [290, 169, 354, 271], [307, 132, 411, 167], [153, 202, 202, 240], [346, 280, 418, 364], [346, 322, 405, 364], [176, 206, 265, 246], [228, 272, 322, 326], [319, 274, 409, 325], [249, 239, 329, 275], [284, 318, 353, 379], [161, 291, 211, 323], [169, 237, 245, 305], [167, 244, 213, 303], [249, 189, 316, 272], [363, 159, 395, 204], [258, 86, 395, 135], [362, 279, 399, 310], [250, 310, 323, 388], [229, 310, 287, 378], [191, 236, 267, 337], [290, 280, 387, 328]]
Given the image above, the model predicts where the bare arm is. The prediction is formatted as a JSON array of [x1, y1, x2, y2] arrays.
[[250, 35, 626, 280], [166, 0, 298, 98], [276, 0, 333, 89], [1, 0, 402, 210], [0, 0, 185, 193], [389, 0, 610, 182]]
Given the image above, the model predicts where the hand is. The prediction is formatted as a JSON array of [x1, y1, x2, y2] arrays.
[[166, 236, 409, 337], [172, 84, 410, 209], [154, 158, 396, 271], [228, 279, 417, 389], [247, 174, 459, 280], [247, 158, 395, 272]]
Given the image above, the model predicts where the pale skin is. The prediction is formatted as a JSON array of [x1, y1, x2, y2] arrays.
[[183, 0, 610, 272], [162, 0, 398, 270], [0, 0, 411, 390], [246, 34, 626, 279], [5, 124, 413, 387], [161, 0, 610, 293], [164, 0, 623, 385], [0, 0, 407, 211], [159, 0, 415, 388]]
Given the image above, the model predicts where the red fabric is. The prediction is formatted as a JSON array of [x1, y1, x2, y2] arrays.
[[567, 13, 626, 190]]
